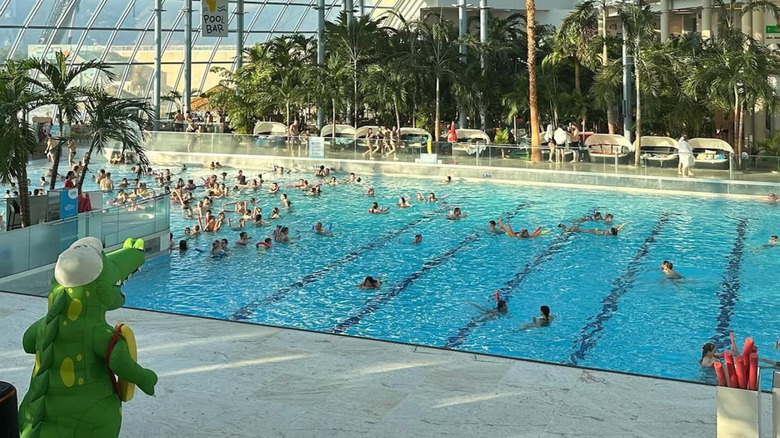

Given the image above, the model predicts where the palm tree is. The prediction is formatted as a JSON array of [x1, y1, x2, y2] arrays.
[[309, 57, 350, 140], [26, 51, 114, 190], [548, 2, 600, 93], [363, 64, 410, 131], [326, 12, 385, 127], [77, 91, 152, 191], [418, 14, 459, 141], [526, 0, 541, 160], [161, 90, 183, 116], [502, 73, 529, 142], [0, 60, 39, 227]]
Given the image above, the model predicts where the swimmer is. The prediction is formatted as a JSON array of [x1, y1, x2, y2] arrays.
[[661, 260, 683, 279], [341, 172, 357, 184], [752, 235, 778, 251], [412, 234, 423, 245], [427, 192, 438, 202], [270, 207, 281, 219], [558, 223, 618, 236], [178, 240, 188, 251], [699, 342, 723, 367], [314, 222, 331, 236], [498, 220, 542, 238], [415, 192, 425, 201], [276, 226, 298, 243], [229, 218, 247, 231], [315, 165, 327, 177], [236, 231, 251, 245], [357, 276, 382, 290], [521, 306, 554, 330], [367, 187, 375, 197], [469, 291, 508, 318], [442, 176, 452, 184], [488, 220, 503, 234], [252, 214, 266, 226], [368, 202, 389, 214], [579, 211, 603, 222], [210, 240, 226, 257], [398, 197, 412, 208], [604, 213, 614, 224], [268, 182, 279, 194], [446, 207, 466, 220], [327, 176, 338, 186], [768, 193, 778, 203], [256, 238, 273, 250]]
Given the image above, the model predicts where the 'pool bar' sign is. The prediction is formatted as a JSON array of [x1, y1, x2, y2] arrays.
[[202, 0, 229, 37]]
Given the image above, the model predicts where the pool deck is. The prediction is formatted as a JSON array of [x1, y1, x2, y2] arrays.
[[2, 292, 774, 437]]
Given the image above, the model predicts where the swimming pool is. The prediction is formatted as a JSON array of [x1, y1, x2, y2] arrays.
[[5, 162, 780, 386]]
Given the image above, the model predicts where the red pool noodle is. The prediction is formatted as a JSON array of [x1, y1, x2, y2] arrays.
[[735, 356, 747, 389], [748, 353, 758, 391], [724, 352, 737, 388], [714, 362, 727, 386], [494, 291, 500, 303], [742, 337, 755, 361]]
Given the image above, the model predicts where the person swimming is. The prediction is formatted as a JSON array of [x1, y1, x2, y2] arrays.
[[498, 220, 542, 239], [256, 238, 273, 250], [368, 202, 389, 214], [768, 193, 777, 203], [367, 187, 375, 197], [358, 276, 382, 290], [446, 207, 466, 220], [314, 222, 331, 236], [236, 231, 251, 245], [398, 197, 412, 208], [520, 305, 554, 330], [558, 223, 619, 236], [412, 234, 422, 245], [488, 220, 503, 234], [752, 235, 778, 251], [443, 176, 452, 184], [661, 260, 682, 279], [699, 342, 722, 367], [427, 192, 438, 202], [268, 182, 279, 194], [469, 291, 508, 319]]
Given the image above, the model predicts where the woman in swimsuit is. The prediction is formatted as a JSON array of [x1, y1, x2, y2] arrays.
[[368, 202, 389, 214], [398, 197, 412, 208]]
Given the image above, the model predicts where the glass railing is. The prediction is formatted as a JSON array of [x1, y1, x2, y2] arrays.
[[0, 193, 170, 278], [142, 131, 780, 184]]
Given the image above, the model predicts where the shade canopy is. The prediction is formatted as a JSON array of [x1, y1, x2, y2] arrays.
[[584, 134, 634, 152], [688, 138, 734, 153]]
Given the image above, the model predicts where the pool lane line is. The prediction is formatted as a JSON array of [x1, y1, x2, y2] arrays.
[[230, 202, 529, 320], [326, 203, 531, 335], [710, 218, 749, 351], [443, 229, 576, 349], [568, 213, 671, 365], [231, 212, 440, 320]]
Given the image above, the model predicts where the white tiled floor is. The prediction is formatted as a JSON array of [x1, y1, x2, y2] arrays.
[[0, 292, 771, 437]]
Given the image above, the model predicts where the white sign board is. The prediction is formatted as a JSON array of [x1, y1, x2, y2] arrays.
[[202, 0, 229, 38], [308, 137, 325, 159], [419, 153, 438, 164]]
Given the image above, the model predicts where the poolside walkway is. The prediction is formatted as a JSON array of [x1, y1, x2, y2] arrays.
[[0, 292, 771, 437]]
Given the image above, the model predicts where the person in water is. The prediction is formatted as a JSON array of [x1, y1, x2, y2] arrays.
[[368, 202, 389, 214], [499, 220, 542, 238], [412, 234, 423, 245], [314, 222, 331, 236], [661, 260, 682, 279], [469, 291, 508, 318], [488, 220, 503, 234], [447, 207, 466, 220], [520, 306, 554, 330], [443, 176, 452, 184], [236, 231, 251, 245], [752, 235, 778, 251], [398, 197, 412, 208], [699, 342, 723, 367], [768, 193, 777, 203], [256, 238, 273, 250], [358, 276, 382, 290], [558, 223, 619, 236]]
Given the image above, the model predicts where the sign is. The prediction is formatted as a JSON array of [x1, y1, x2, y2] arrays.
[[419, 153, 438, 164], [202, 0, 229, 38], [766, 25, 780, 33], [60, 189, 79, 219], [308, 137, 325, 159]]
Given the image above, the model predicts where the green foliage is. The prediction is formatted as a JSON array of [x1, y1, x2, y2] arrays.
[[494, 128, 509, 144]]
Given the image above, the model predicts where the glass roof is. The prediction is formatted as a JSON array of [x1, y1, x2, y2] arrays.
[[0, 0, 401, 103]]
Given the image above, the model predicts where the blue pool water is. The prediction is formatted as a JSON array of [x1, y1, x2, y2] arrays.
[[5, 162, 780, 386]]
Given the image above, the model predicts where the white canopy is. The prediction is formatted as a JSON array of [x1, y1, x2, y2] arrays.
[[355, 125, 379, 139], [400, 127, 432, 139], [320, 124, 357, 138], [455, 129, 490, 143], [253, 121, 287, 136], [584, 134, 634, 152], [634, 136, 678, 149], [688, 138, 734, 153]]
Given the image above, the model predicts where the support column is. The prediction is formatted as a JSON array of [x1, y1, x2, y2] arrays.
[[358, 0, 364, 17], [458, 0, 467, 129], [753, 9, 766, 144], [480, 0, 487, 132], [184, 0, 192, 113], [701, 0, 712, 40], [344, 0, 353, 24], [622, 24, 632, 143], [153, 0, 162, 130], [742, 3, 753, 142], [660, 0, 670, 43], [236, 0, 244, 69], [317, 0, 325, 129]]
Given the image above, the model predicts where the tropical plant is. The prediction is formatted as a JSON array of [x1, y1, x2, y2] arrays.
[[161, 90, 183, 115], [526, 0, 541, 160], [26, 51, 114, 190], [0, 60, 39, 227], [78, 91, 152, 191]]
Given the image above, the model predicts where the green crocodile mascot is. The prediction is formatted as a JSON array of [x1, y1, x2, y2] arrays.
[[19, 237, 158, 438]]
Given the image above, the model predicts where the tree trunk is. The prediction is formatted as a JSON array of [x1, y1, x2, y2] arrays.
[[601, 6, 616, 134], [435, 75, 441, 142], [574, 59, 581, 93], [354, 60, 358, 128], [634, 47, 642, 167], [17, 166, 32, 227], [332, 98, 336, 140], [527, 0, 542, 162], [49, 111, 64, 190], [77, 146, 93, 192], [737, 104, 745, 166], [394, 97, 401, 132]]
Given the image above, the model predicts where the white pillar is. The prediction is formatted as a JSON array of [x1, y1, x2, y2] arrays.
[[660, 0, 670, 43], [701, 0, 712, 40], [742, 3, 753, 141], [753, 10, 766, 144]]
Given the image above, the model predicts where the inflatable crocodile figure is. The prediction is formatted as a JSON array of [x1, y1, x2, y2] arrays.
[[19, 237, 158, 438]]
